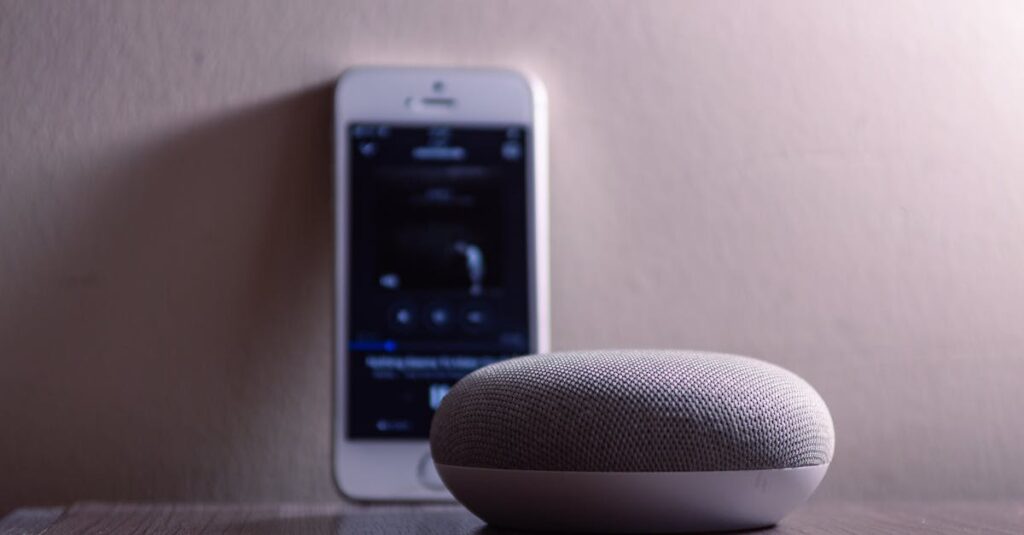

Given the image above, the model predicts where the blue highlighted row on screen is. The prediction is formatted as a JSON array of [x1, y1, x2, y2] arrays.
[[349, 340, 398, 352]]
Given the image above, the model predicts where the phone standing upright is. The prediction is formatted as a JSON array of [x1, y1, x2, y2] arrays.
[[333, 67, 549, 501]]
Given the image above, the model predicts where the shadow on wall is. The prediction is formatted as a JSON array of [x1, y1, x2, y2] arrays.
[[0, 84, 337, 513]]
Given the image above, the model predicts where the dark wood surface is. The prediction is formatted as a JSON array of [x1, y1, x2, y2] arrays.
[[2, 501, 1022, 534], [0, 508, 64, 535]]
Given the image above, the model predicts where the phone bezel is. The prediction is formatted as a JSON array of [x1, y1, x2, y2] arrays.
[[333, 66, 549, 501]]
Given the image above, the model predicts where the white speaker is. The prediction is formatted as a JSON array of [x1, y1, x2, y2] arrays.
[[430, 350, 834, 533]]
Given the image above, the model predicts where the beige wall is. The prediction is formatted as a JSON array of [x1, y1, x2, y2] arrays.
[[3, 0, 1024, 512]]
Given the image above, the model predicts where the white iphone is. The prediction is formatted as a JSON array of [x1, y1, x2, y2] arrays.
[[333, 67, 549, 501]]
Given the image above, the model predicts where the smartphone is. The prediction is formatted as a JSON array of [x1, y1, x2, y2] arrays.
[[333, 67, 549, 501]]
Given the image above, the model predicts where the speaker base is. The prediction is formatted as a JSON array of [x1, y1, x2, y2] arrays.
[[436, 463, 829, 533]]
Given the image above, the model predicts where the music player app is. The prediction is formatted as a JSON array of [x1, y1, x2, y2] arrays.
[[346, 124, 532, 438]]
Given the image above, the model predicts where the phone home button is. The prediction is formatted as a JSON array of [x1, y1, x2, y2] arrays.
[[417, 452, 446, 491]]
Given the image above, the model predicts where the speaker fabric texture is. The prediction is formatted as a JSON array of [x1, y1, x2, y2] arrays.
[[430, 349, 834, 533]]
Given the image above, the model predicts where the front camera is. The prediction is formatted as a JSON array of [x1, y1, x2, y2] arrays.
[[432, 80, 445, 93]]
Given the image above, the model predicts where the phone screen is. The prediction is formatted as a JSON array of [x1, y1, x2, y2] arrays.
[[346, 123, 532, 439]]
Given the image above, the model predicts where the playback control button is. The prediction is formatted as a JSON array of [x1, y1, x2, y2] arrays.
[[425, 303, 454, 331], [387, 303, 416, 332], [461, 304, 490, 332]]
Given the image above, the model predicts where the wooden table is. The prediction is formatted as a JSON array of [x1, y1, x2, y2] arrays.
[[2, 501, 1022, 534]]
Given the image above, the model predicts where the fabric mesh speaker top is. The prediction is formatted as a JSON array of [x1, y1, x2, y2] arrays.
[[431, 350, 834, 472]]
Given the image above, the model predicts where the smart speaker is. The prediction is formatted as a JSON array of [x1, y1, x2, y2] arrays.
[[430, 350, 834, 533]]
